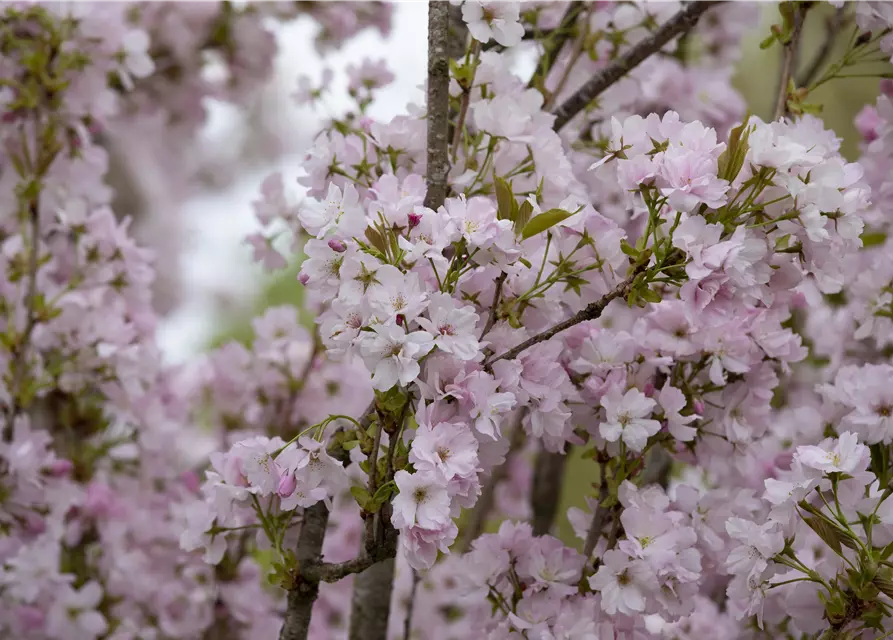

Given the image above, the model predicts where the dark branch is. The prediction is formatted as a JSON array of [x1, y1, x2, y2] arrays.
[[402, 570, 422, 640], [479, 271, 507, 340], [796, 5, 848, 88], [278, 503, 330, 640], [528, 1, 585, 91], [458, 411, 526, 552], [424, 1, 451, 210], [551, 1, 719, 131], [531, 445, 570, 536], [774, 3, 809, 121], [483, 261, 649, 369]]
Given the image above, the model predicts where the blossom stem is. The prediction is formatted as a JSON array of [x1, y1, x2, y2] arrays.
[[483, 260, 650, 369], [551, 1, 719, 131], [424, 0, 452, 210]]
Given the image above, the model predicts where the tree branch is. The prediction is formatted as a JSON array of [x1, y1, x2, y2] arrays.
[[551, 1, 719, 131], [483, 261, 649, 370], [347, 522, 399, 640], [479, 271, 507, 340], [582, 479, 608, 560], [424, 0, 451, 210], [458, 411, 526, 552], [402, 570, 422, 640], [279, 503, 330, 640], [528, 1, 585, 92], [531, 444, 570, 536], [796, 5, 847, 88], [774, 3, 809, 121]]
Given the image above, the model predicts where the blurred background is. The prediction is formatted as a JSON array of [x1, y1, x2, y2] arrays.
[[152, 1, 881, 543]]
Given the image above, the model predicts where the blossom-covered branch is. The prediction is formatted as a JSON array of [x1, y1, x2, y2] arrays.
[[551, 1, 720, 131]]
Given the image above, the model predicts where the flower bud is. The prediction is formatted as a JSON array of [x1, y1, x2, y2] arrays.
[[773, 451, 794, 471], [693, 399, 705, 416], [328, 238, 347, 253], [278, 474, 297, 497], [48, 458, 74, 477], [643, 382, 655, 397], [408, 212, 422, 229], [16, 606, 44, 631], [182, 470, 201, 493], [298, 271, 310, 285]]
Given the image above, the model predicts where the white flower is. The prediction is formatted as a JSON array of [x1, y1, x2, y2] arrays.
[[725, 518, 784, 580], [462, 1, 525, 47], [795, 431, 867, 475], [589, 550, 656, 616], [359, 323, 434, 391], [467, 372, 516, 439], [415, 292, 481, 360], [368, 267, 429, 323], [659, 384, 697, 442], [299, 182, 366, 239], [599, 388, 661, 452], [391, 470, 452, 530]]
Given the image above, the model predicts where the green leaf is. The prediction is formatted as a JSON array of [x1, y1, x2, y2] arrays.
[[515, 200, 534, 234], [495, 177, 515, 221], [521, 209, 575, 239], [350, 486, 373, 511], [875, 576, 893, 599], [375, 386, 408, 415], [861, 230, 888, 248], [718, 116, 752, 183], [620, 239, 639, 257], [803, 515, 844, 555]]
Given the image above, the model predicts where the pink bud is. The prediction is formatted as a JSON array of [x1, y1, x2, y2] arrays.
[[408, 212, 422, 228], [278, 474, 297, 497], [182, 470, 201, 493], [358, 116, 374, 132], [855, 105, 882, 143], [298, 272, 310, 286], [24, 512, 45, 535], [16, 605, 44, 631], [643, 382, 655, 397], [328, 238, 347, 253], [773, 451, 794, 471], [881, 79, 893, 97], [693, 399, 705, 416], [396, 314, 405, 327], [84, 482, 117, 519], [790, 291, 808, 310], [48, 458, 74, 477]]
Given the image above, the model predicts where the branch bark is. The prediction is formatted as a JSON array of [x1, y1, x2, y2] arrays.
[[528, 1, 585, 92], [483, 261, 649, 370], [458, 412, 526, 552], [347, 522, 399, 640], [551, 1, 719, 132], [796, 6, 848, 87], [279, 503, 330, 640], [774, 3, 809, 121], [424, 0, 451, 210], [531, 444, 571, 536]]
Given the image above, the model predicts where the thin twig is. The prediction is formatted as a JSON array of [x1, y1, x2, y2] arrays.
[[402, 570, 422, 640], [551, 1, 719, 131], [458, 411, 527, 552], [479, 271, 507, 340], [796, 5, 848, 88], [528, 1, 585, 92], [450, 40, 480, 161], [424, 0, 451, 210], [483, 261, 649, 369], [544, 17, 588, 111], [774, 4, 809, 121]]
